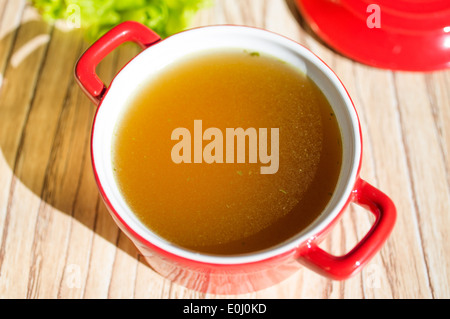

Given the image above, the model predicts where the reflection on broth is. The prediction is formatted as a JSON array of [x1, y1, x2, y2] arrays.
[[112, 49, 342, 255]]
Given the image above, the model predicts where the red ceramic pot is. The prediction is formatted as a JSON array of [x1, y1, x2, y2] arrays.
[[75, 21, 396, 294], [295, 0, 450, 71]]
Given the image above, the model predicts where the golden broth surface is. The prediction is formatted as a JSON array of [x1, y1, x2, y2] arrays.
[[112, 50, 342, 255]]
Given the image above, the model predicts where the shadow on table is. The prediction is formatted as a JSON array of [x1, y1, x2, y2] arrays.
[[0, 19, 145, 265], [0, 3, 345, 280]]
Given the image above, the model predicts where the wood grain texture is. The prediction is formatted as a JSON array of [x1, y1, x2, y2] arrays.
[[0, 0, 449, 299]]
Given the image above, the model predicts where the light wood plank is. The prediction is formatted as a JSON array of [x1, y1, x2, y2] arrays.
[[0, 0, 449, 299], [0, 5, 52, 298], [0, 0, 26, 69], [393, 72, 450, 298], [351, 66, 433, 298]]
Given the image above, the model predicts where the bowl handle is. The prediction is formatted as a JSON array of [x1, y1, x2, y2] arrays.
[[297, 178, 396, 280], [74, 21, 160, 105]]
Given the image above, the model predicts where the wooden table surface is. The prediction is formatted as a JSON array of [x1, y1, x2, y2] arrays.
[[0, 0, 449, 299]]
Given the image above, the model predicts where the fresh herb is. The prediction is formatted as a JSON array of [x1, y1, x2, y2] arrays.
[[243, 50, 260, 57], [31, 0, 213, 41]]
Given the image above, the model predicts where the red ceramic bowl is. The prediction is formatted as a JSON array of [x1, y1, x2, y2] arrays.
[[75, 21, 396, 294], [295, 0, 450, 71]]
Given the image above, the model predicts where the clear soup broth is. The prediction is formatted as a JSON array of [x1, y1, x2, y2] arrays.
[[112, 49, 342, 255]]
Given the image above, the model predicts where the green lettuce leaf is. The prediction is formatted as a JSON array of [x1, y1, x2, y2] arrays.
[[30, 0, 213, 41]]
